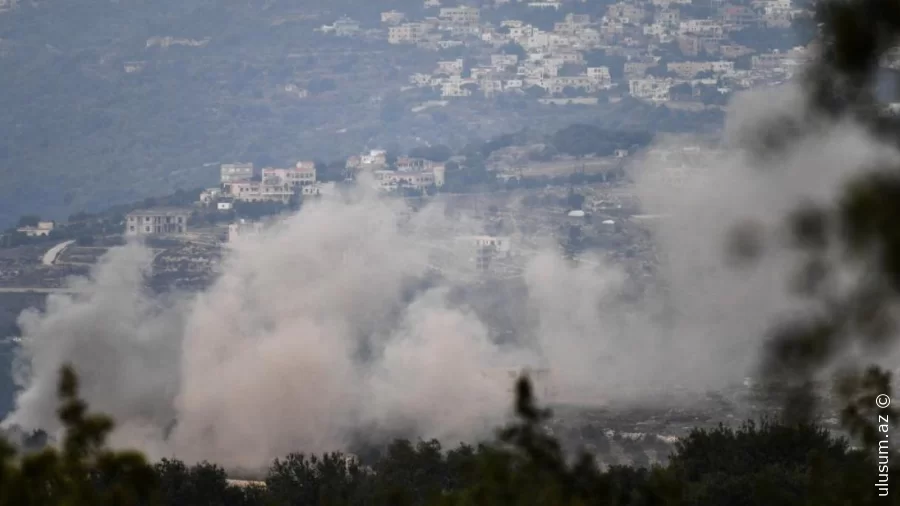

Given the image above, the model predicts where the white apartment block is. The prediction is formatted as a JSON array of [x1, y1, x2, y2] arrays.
[[644, 23, 667, 38], [624, 60, 657, 78], [525, 32, 552, 50], [565, 13, 591, 25], [667, 60, 734, 78], [509, 25, 534, 39], [491, 54, 519, 68], [436, 59, 465, 75], [373, 164, 445, 191], [381, 10, 405, 24], [629, 77, 673, 102], [126, 209, 190, 236], [261, 165, 316, 188], [220, 163, 254, 183], [752, 52, 788, 69], [762, 0, 793, 15], [389, 23, 429, 44], [574, 27, 601, 43], [679, 19, 724, 37], [587, 66, 612, 87], [528, 2, 562, 9], [441, 76, 474, 97], [607, 2, 646, 23], [439, 6, 480, 24]]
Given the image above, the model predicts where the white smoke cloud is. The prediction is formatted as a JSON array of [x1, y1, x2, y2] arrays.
[[7, 81, 900, 469]]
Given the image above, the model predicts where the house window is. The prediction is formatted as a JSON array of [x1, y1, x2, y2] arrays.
[[129, 226, 135, 232], [145, 226, 150, 232]]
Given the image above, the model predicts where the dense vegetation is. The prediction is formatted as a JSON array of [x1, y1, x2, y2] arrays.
[[2, 366, 892, 506]]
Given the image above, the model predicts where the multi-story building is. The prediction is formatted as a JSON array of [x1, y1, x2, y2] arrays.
[[228, 219, 265, 242], [199, 187, 223, 205], [491, 54, 519, 69], [722, 5, 759, 29], [455, 235, 512, 272], [438, 6, 480, 25], [436, 59, 465, 75], [629, 77, 673, 102], [223, 180, 293, 203], [679, 19, 724, 37], [373, 163, 445, 191], [261, 164, 316, 188], [587, 66, 613, 87], [381, 10, 405, 24], [16, 221, 54, 237], [125, 209, 190, 236], [220, 163, 254, 183], [441, 76, 474, 97], [388, 23, 429, 44], [373, 170, 436, 191]]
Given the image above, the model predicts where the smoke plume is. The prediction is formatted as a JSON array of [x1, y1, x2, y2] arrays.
[[6, 82, 900, 469]]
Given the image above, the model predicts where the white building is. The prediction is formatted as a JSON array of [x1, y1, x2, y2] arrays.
[[220, 163, 254, 183], [389, 23, 429, 44], [587, 66, 612, 87], [261, 165, 316, 188], [199, 187, 222, 205], [438, 6, 480, 25], [125, 209, 190, 236], [16, 221, 54, 237], [491, 54, 519, 68], [436, 59, 465, 75], [224, 180, 294, 204], [455, 235, 512, 272], [381, 10, 405, 24], [629, 77, 673, 102], [228, 219, 265, 242], [678, 19, 724, 37]]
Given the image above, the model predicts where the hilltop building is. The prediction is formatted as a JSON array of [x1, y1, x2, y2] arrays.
[[16, 221, 55, 237], [220, 163, 254, 184], [125, 208, 190, 236]]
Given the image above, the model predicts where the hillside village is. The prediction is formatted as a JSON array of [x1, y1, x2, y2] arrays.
[[318, 0, 816, 105]]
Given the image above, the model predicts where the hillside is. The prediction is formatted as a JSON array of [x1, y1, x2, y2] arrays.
[[0, 0, 721, 227]]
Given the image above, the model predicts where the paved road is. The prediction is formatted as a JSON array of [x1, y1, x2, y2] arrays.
[[0, 287, 77, 294], [41, 240, 75, 266]]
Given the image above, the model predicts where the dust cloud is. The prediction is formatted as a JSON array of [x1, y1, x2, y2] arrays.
[[5, 82, 900, 469]]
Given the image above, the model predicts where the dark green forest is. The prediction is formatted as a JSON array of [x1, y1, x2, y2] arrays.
[[2, 366, 894, 506]]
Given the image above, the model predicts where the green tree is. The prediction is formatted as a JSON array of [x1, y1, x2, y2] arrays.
[[0, 364, 158, 506]]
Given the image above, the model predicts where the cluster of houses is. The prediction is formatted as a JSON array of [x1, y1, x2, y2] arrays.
[[323, 0, 817, 104], [345, 150, 447, 191], [198, 161, 326, 210]]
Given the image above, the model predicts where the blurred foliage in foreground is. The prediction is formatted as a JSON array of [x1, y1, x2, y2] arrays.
[[0, 367, 894, 506]]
